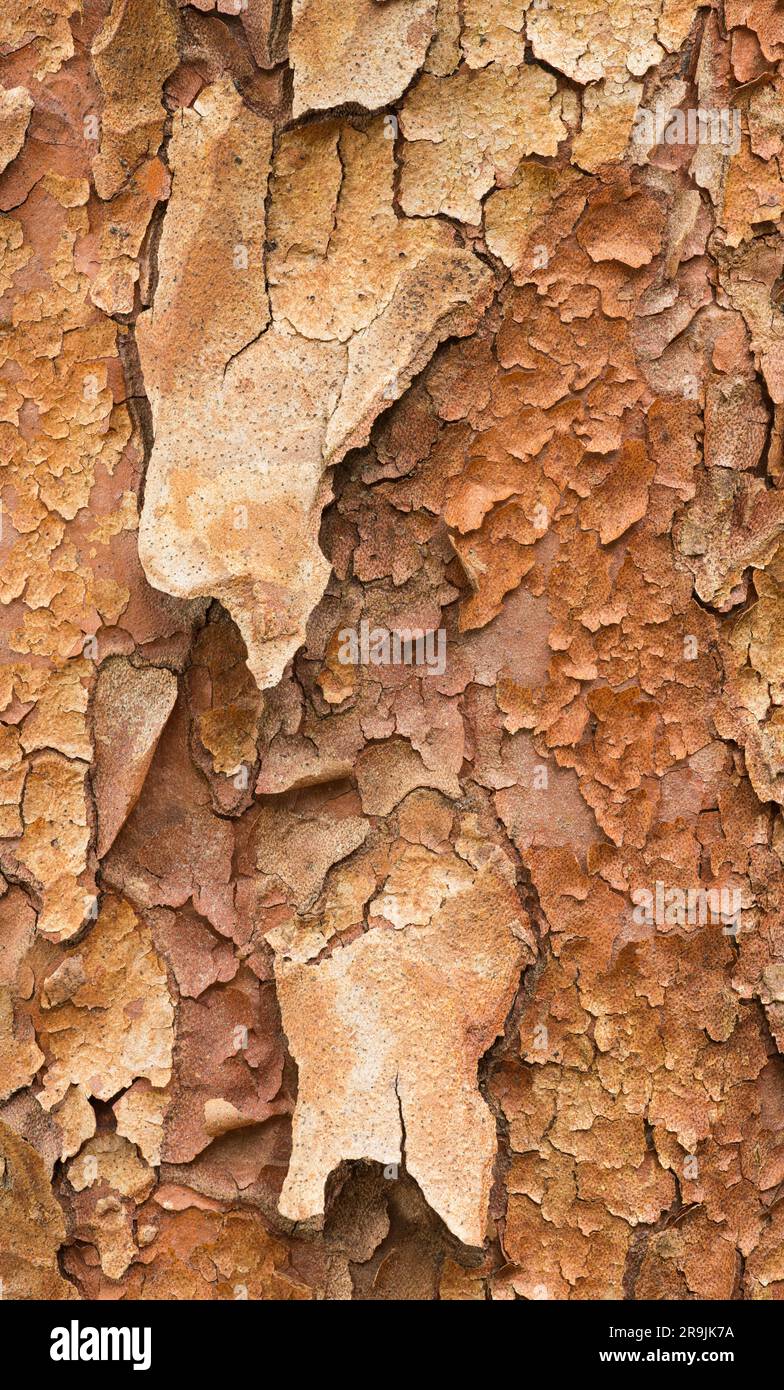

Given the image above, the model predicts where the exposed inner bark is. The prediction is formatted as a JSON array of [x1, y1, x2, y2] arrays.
[[1, 0, 784, 1302]]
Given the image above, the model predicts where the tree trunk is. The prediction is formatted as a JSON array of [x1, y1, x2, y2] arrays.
[[0, 0, 783, 1304]]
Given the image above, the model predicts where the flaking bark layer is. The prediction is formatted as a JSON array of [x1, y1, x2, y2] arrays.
[[0, 0, 783, 1302]]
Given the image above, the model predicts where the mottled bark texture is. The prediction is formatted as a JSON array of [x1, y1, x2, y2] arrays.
[[1, 0, 784, 1302]]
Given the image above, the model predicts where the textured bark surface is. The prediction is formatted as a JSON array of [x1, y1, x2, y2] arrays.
[[1, 0, 784, 1301]]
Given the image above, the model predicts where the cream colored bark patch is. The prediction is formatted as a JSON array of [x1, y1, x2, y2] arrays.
[[0, 85, 33, 175], [137, 81, 493, 691], [91, 0, 179, 200], [37, 894, 174, 1109], [273, 834, 533, 1245], [0, 0, 79, 78], [16, 752, 92, 941], [0, 888, 43, 1102], [400, 61, 567, 223], [0, 1122, 76, 1298], [92, 658, 178, 856], [525, 0, 695, 84], [485, 161, 587, 276], [289, 0, 438, 115], [524, 0, 698, 171], [461, 0, 527, 68]]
